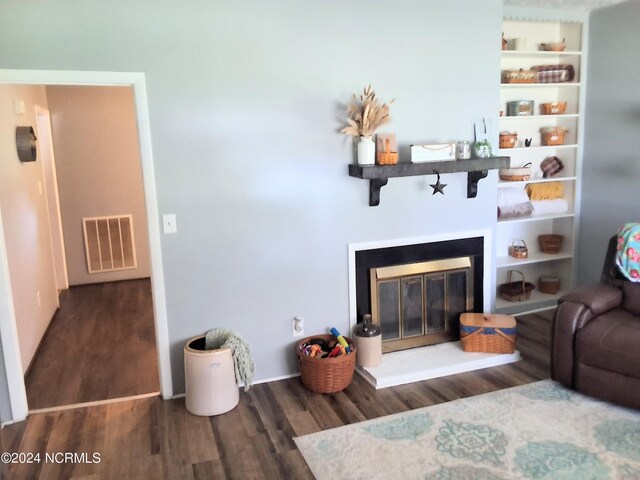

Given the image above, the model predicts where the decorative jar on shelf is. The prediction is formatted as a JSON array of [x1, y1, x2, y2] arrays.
[[474, 141, 493, 158], [357, 136, 375, 165]]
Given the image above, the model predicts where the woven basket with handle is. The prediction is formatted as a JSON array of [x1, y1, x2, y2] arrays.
[[297, 334, 356, 393], [460, 313, 516, 354], [377, 137, 398, 165], [499, 270, 535, 302], [508, 239, 529, 259]]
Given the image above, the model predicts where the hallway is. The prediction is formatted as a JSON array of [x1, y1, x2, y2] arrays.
[[25, 279, 160, 410]]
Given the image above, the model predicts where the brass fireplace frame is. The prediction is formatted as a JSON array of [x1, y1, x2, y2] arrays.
[[370, 256, 474, 353]]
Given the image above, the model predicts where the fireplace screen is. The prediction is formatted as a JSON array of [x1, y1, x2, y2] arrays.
[[370, 257, 473, 352]]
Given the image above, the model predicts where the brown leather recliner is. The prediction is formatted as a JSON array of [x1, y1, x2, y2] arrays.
[[551, 235, 640, 409]]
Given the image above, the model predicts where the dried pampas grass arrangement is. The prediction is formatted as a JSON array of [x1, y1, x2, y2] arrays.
[[341, 85, 394, 138]]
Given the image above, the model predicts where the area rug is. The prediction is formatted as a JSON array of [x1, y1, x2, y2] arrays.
[[294, 381, 640, 479]]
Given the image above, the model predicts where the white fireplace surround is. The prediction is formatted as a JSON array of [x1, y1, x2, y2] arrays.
[[347, 229, 520, 389], [347, 228, 494, 331]]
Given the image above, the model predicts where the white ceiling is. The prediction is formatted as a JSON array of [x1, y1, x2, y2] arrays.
[[504, 0, 628, 10]]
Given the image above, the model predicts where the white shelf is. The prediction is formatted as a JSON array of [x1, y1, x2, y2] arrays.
[[499, 144, 577, 154], [496, 17, 583, 315], [497, 251, 573, 268], [495, 289, 566, 313], [501, 83, 581, 89], [502, 50, 581, 57], [498, 176, 576, 188], [498, 213, 575, 224], [500, 114, 579, 121]]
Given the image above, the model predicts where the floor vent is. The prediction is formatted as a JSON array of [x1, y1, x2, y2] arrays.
[[82, 215, 137, 274]]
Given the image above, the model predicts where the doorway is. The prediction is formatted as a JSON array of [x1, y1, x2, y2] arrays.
[[0, 70, 172, 423], [26, 85, 157, 411]]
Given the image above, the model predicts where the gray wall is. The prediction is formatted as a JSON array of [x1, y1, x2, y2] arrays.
[[578, 0, 640, 285], [0, 0, 503, 395]]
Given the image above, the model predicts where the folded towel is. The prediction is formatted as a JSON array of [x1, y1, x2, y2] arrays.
[[616, 223, 640, 281], [531, 199, 569, 216], [498, 202, 533, 219], [498, 187, 530, 208], [526, 182, 565, 200]]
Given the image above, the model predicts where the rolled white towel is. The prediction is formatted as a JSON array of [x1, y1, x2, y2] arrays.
[[498, 201, 534, 219], [531, 199, 569, 216], [498, 187, 530, 208]]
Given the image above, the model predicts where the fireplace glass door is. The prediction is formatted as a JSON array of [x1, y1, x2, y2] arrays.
[[370, 257, 473, 352]]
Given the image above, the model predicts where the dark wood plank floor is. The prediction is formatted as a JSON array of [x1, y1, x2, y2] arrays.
[[3, 311, 553, 480], [25, 279, 160, 410]]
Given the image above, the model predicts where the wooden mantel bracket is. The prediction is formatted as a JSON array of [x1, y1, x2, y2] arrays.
[[467, 170, 488, 198], [369, 178, 388, 206], [348, 157, 510, 207]]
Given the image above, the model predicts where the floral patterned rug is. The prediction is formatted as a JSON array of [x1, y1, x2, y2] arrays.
[[294, 381, 640, 479]]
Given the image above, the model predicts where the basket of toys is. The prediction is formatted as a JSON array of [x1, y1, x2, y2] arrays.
[[297, 330, 356, 393]]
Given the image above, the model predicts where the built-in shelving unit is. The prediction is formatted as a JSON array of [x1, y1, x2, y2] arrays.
[[349, 157, 510, 206], [496, 19, 584, 314]]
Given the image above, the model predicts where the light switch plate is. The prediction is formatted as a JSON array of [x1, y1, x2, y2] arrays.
[[162, 214, 177, 234]]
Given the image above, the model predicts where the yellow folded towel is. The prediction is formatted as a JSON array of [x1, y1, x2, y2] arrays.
[[526, 182, 564, 200]]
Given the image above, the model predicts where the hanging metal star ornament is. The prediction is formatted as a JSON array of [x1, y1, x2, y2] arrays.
[[430, 172, 447, 195]]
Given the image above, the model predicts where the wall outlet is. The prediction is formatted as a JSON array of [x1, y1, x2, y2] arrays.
[[293, 316, 304, 337]]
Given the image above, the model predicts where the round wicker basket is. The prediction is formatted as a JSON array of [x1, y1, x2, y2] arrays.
[[297, 334, 356, 394]]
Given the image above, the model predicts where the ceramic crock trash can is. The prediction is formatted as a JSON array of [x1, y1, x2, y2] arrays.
[[354, 314, 382, 368], [184, 335, 239, 416]]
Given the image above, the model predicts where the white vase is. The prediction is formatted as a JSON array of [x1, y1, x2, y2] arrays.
[[357, 136, 375, 165]]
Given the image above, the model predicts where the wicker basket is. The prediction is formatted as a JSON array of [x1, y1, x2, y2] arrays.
[[508, 239, 529, 259], [499, 270, 535, 302], [297, 334, 356, 393], [376, 137, 398, 165], [539, 275, 561, 294], [377, 152, 398, 165], [499, 162, 532, 181], [539, 39, 566, 52], [540, 102, 567, 115], [501, 69, 536, 84], [499, 132, 518, 149], [460, 313, 517, 354], [538, 234, 563, 254], [540, 127, 567, 146]]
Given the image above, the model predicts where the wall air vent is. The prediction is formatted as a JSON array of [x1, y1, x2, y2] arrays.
[[82, 215, 137, 274]]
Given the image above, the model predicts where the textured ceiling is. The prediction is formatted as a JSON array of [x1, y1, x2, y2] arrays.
[[504, 0, 628, 10]]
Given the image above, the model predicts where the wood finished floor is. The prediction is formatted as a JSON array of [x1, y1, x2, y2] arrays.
[[24, 279, 160, 410], [2, 311, 553, 480]]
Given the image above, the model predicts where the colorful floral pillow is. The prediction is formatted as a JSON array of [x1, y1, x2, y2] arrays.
[[616, 223, 640, 282]]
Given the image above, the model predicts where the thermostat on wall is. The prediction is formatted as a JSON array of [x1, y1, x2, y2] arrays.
[[16, 126, 37, 162]]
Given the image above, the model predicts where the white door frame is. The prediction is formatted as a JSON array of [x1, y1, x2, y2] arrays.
[[0, 70, 173, 422], [35, 105, 69, 292]]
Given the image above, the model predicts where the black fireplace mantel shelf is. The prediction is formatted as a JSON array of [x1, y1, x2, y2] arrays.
[[348, 156, 511, 206]]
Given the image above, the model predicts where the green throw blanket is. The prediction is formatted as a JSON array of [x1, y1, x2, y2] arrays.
[[205, 328, 254, 391]]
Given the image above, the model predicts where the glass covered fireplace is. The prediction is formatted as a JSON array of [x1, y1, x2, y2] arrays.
[[355, 237, 484, 354], [370, 257, 473, 352]]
